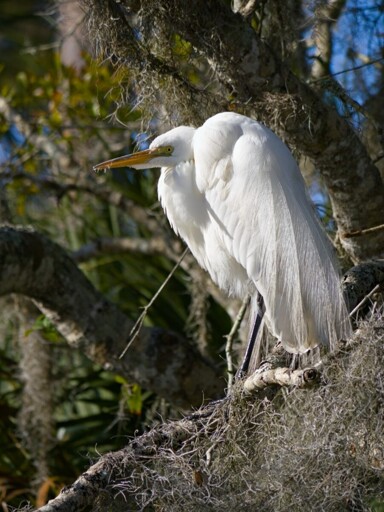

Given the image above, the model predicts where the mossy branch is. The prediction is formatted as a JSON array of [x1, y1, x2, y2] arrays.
[[34, 310, 384, 512], [0, 225, 223, 408]]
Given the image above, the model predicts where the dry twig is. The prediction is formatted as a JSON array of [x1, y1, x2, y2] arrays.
[[225, 295, 250, 393], [120, 248, 189, 358]]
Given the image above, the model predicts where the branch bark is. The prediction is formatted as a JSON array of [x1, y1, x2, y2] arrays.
[[0, 225, 223, 408], [37, 412, 204, 512], [243, 366, 320, 393], [311, 0, 346, 80], [72, 235, 177, 263], [342, 260, 384, 314]]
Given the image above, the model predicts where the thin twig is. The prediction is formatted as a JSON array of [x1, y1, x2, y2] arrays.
[[205, 440, 220, 467], [342, 223, 384, 239], [309, 56, 384, 82], [349, 284, 380, 317], [225, 295, 250, 394], [119, 248, 189, 359]]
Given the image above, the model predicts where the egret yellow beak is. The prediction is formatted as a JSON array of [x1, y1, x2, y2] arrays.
[[93, 148, 159, 171]]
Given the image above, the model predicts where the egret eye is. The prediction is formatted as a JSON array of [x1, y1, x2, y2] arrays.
[[155, 145, 174, 157]]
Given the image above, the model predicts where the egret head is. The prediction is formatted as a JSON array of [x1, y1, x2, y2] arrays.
[[93, 126, 195, 172]]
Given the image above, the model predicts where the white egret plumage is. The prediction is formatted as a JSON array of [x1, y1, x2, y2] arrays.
[[94, 112, 351, 374]]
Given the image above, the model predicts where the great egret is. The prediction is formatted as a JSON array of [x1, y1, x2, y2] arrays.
[[94, 112, 351, 375]]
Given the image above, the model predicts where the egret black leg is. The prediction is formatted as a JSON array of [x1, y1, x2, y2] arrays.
[[290, 353, 299, 370], [236, 294, 264, 379]]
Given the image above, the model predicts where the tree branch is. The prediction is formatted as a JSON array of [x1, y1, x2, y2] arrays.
[[0, 225, 223, 408], [311, 0, 346, 80], [342, 260, 384, 315], [72, 235, 178, 263], [36, 412, 206, 512], [243, 366, 320, 393]]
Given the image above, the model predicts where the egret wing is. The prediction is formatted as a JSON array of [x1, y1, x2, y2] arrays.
[[193, 113, 350, 353]]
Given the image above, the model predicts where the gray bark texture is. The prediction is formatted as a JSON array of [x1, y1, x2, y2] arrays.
[[0, 225, 223, 408]]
